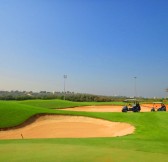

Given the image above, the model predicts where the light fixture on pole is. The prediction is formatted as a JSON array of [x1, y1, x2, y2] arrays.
[[165, 88, 168, 99], [134, 76, 137, 98], [63, 75, 67, 100]]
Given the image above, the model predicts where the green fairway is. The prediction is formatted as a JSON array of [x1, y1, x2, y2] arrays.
[[0, 139, 168, 162], [18, 99, 124, 109], [0, 100, 168, 162]]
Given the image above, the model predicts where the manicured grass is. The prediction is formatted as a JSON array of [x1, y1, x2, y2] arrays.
[[0, 100, 168, 162], [0, 100, 123, 128], [0, 140, 167, 162], [18, 99, 88, 109], [18, 99, 124, 109], [0, 100, 80, 128]]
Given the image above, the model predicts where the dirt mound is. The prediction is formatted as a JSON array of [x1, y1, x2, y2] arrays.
[[0, 115, 135, 139]]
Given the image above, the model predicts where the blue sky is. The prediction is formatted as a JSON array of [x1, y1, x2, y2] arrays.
[[0, 0, 168, 97]]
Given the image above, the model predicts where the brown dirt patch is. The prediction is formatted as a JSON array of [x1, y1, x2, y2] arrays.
[[0, 115, 135, 139]]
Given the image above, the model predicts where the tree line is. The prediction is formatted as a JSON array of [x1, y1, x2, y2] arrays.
[[0, 90, 127, 102], [0, 90, 165, 102]]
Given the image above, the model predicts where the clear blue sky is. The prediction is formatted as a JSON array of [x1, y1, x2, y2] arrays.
[[0, 0, 168, 97]]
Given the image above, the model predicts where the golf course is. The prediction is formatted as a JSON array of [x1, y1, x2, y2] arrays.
[[0, 99, 168, 162]]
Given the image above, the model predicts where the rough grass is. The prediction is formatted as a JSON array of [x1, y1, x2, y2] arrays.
[[0, 100, 168, 162]]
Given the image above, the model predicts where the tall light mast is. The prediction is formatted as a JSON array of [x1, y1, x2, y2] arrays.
[[134, 76, 137, 98], [63, 75, 67, 100]]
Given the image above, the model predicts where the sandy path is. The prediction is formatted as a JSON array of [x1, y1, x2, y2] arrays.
[[62, 104, 167, 112], [0, 115, 134, 139]]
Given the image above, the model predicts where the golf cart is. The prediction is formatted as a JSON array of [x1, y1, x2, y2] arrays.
[[151, 102, 166, 112], [122, 98, 141, 112]]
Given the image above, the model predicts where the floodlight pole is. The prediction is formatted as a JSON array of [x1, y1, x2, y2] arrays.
[[63, 75, 67, 100], [165, 88, 168, 99], [134, 77, 137, 98]]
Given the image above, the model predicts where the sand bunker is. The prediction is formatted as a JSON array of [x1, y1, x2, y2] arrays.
[[62, 106, 124, 112], [0, 115, 134, 139], [62, 104, 167, 112]]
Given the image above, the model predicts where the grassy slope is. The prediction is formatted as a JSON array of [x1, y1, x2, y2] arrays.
[[0, 101, 52, 128], [18, 99, 88, 109], [18, 99, 124, 108], [0, 100, 168, 162]]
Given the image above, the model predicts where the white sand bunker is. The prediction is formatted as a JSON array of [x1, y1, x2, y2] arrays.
[[0, 115, 135, 139]]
